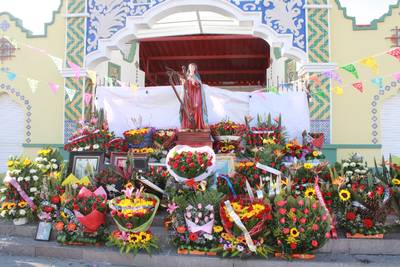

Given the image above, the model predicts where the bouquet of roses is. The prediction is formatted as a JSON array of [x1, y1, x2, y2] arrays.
[[220, 195, 272, 238], [282, 140, 305, 160], [123, 127, 155, 148], [210, 119, 247, 138], [166, 146, 215, 181], [272, 195, 331, 258], [245, 114, 286, 147], [152, 129, 176, 150], [72, 187, 107, 233], [336, 154, 390, 236], [0, 157, 42, 224], [108, 137, 129, 154]]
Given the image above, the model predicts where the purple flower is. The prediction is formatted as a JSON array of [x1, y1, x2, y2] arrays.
[[167, 202, 178, 214]]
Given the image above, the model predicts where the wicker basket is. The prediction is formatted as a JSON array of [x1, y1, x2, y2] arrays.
[[219, 195, 269, 237]]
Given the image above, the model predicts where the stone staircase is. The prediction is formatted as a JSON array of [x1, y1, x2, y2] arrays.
[[1, 217, 400, 267]]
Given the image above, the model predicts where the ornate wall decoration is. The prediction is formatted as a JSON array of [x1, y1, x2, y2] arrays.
[[0, 83, 32, 144], [86, 0, 306, 54]]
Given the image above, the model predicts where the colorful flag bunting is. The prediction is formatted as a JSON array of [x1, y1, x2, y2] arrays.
[[26, 78, 39, 93], [49, 56, 63, 71], [371, 77, 384, 89], [323, 70, 342, 84], [6, 71, 16, 81], [84, 93, 92, 105], [352, 82, 364, 93], [387, 47, 400, 61], [48, 82, 59, 93], [333, 86, 343, 96], [360, 57, 379, 74], [67, 60, 81, 80], [64, 87, 76, 102], [341, 64, 359, 79]]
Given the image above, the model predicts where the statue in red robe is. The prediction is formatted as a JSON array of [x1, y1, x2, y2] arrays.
[[180, 63, 208, 131]]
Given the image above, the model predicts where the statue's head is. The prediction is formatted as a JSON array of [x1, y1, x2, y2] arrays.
[[188, 63, 198, 75]]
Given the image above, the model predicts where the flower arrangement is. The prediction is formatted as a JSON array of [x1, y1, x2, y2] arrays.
[[94, 168, 123, 199], [282, 140, 305, 160], [336, 154, 390, 236], [169, 190, 224, 254], [245, 114, 285, 148], [214, 140, 241, 154], [123, 127, 155, 148], [166, 145, 215, 182], [272, 195, 331, 258], [217, 174, 248, 196], [219, 195, 272, 238], [210, 119, 247, 138], [130, 147, 155, 154], [0, 156, 42, 224], [108, 184, 160, 255], [153, 129, 176, 150]]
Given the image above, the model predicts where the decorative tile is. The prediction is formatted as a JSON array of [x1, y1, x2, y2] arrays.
[[310, 119, 330, 143]]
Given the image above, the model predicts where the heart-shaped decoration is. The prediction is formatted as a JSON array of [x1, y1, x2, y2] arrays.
[[166, 145, 216, 182]]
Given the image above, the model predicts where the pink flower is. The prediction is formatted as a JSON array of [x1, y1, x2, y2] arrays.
[[297, 200, 304, 206], [292, 216, 297, 223], [290, 208, 296, 213], [325, 232, 331, 239], [279, 208, 286, 215], [279, 217, 285, 224], [322, 214, 327, 221], [167, 202, 178, 214], [304, 208, 309, 215], [283, 228, 290, 234], [300, 228, 305, 233], [300, 218, 306, 224], [312, 202, 318, 210], [312, 224, 319, 231], [276, 200, 287, 207]]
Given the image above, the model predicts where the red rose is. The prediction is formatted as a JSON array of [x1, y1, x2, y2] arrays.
[[312, 224, 319, 231], [290, 243, 297, 250], [278, 208, 286, 215], [189, 162, 195, 168], [363, 218, 374, 229], [311, 240, 318, 247], [189, 232, 198, 241], [283, 228, 290, 234], [51, 196, 60, 204], [207, 161, 212, 166], [376, 185, 384, 196], [180, 165, 186, 172], [299, 218, 306, 224]]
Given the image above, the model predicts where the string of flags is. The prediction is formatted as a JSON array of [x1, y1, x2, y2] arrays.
[[1, 34, 400, 99]]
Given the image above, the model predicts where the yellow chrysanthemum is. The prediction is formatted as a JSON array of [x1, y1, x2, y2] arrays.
[[213, 225, 223, 233], [7, 161, 14, 167], [263, 138, 276, 145], [220, 147, 228, 153], [23, 159, 31, 166], [290, 228, 300, 238], [245, 162, 254, 167], [18, 201, 27, 208], [303, 163, 313, 169], [304, 187, 316, 198], [392, 178, 400, 186], [312, 151, 319, 157], [339, 189, 351, 201], [38, 149, 51, 156]]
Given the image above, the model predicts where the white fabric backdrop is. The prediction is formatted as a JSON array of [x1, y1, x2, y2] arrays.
[[96, 85, 310, 141]]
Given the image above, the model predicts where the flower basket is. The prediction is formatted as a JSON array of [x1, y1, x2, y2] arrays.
[[123, 128, 155, 148], [219, 195, 271, 238], [13, 217, 28, 226], [109, 192, 160, 233], [166, 145, 216, 182], [345, 233, 384, 239]]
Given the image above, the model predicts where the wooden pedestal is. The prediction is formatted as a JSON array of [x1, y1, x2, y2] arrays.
[[176, 130, 213, 147]]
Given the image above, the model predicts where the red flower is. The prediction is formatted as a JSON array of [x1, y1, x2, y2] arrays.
[[376, 185, 385, 196], [278, 208, 286, 215], [283, 228, 290, 234], [180, 165, 186, 172], [185, 179, 197, 190], [50, 195, 61, 204], [189, 232, 198, 241], [363, 218, 374, 229], [299, 218, 306, 224], [290, 243, 297, 250], [311, 240, 318, 247], [346, 212, 356, 221], [312, 224, 319, 231], [276, 200, 286, 207]]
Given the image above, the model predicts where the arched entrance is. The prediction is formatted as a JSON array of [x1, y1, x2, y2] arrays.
[[0, 93, 24, 172]]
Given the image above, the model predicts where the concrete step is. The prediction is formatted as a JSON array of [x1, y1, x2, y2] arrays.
[[1, 236, 400, 267]]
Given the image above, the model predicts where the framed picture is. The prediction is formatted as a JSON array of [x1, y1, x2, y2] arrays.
[[131, 153, 149, 172], [215, 154, 236, 176], [68, 152, 105, 178], [110, 152, 128, 169], [108, 62, 121, 85], [35, 221, 52, 241]]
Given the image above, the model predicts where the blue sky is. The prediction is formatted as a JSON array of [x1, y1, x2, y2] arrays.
[[0, 0, 399, 34]]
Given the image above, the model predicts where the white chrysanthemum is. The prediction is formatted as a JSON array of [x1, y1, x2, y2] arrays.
[[30, 187, 37, 193], [24, 176, 31, 181], [0, 210, 6, 217], [85, 145, 90, 150], [50, 159, 57, 163], [345, 171, 353, 175], [342, 162, 349, 168], [19, 209, 26, 216], [17, 176, 24, 182], [77, 147, 83, 152], [350, 162, 356, 167], [354, 169, 360, 174], [93, 144, 100, 149], [0, 187, 7, 193], [32, 176, 39, 181], [52, 164, 58, 169], [29, 169, 37, 174]]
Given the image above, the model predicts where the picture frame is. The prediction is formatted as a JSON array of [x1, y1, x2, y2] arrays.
[[215, 154, 236, 176], [108, 62, 121, 85], [68, 152, 105, 179], [110, 152, 128, 169], [131, 153, 149, 172], [35, 221, 52, 241]]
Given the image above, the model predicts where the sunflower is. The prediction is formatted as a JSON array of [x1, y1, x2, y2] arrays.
[[213, 225, 223, 233], [18, 201, 27, 208], [392, 178, 400, 186], [7, 161, 14, 167], [304, 188, 316, 198], [303, 163, 313, 169], [139, 232, 150, 243], [220, 147, 228, 153], [339, 189, 351, 201], [312, 151, 319, 157], [290, 228, 300, 238], [128, 234, 140, 244]]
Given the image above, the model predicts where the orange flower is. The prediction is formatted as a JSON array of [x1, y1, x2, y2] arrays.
[[67, 223, 77, 232], [176, 226, 187, 234], [54, 221, 64, 231]]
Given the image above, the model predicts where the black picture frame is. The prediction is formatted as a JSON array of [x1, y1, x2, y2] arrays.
[[67, 151, 105, 178], [35, 221, 52, 241], [131, 153, 149, 172], [110, 152, 128, 169]]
